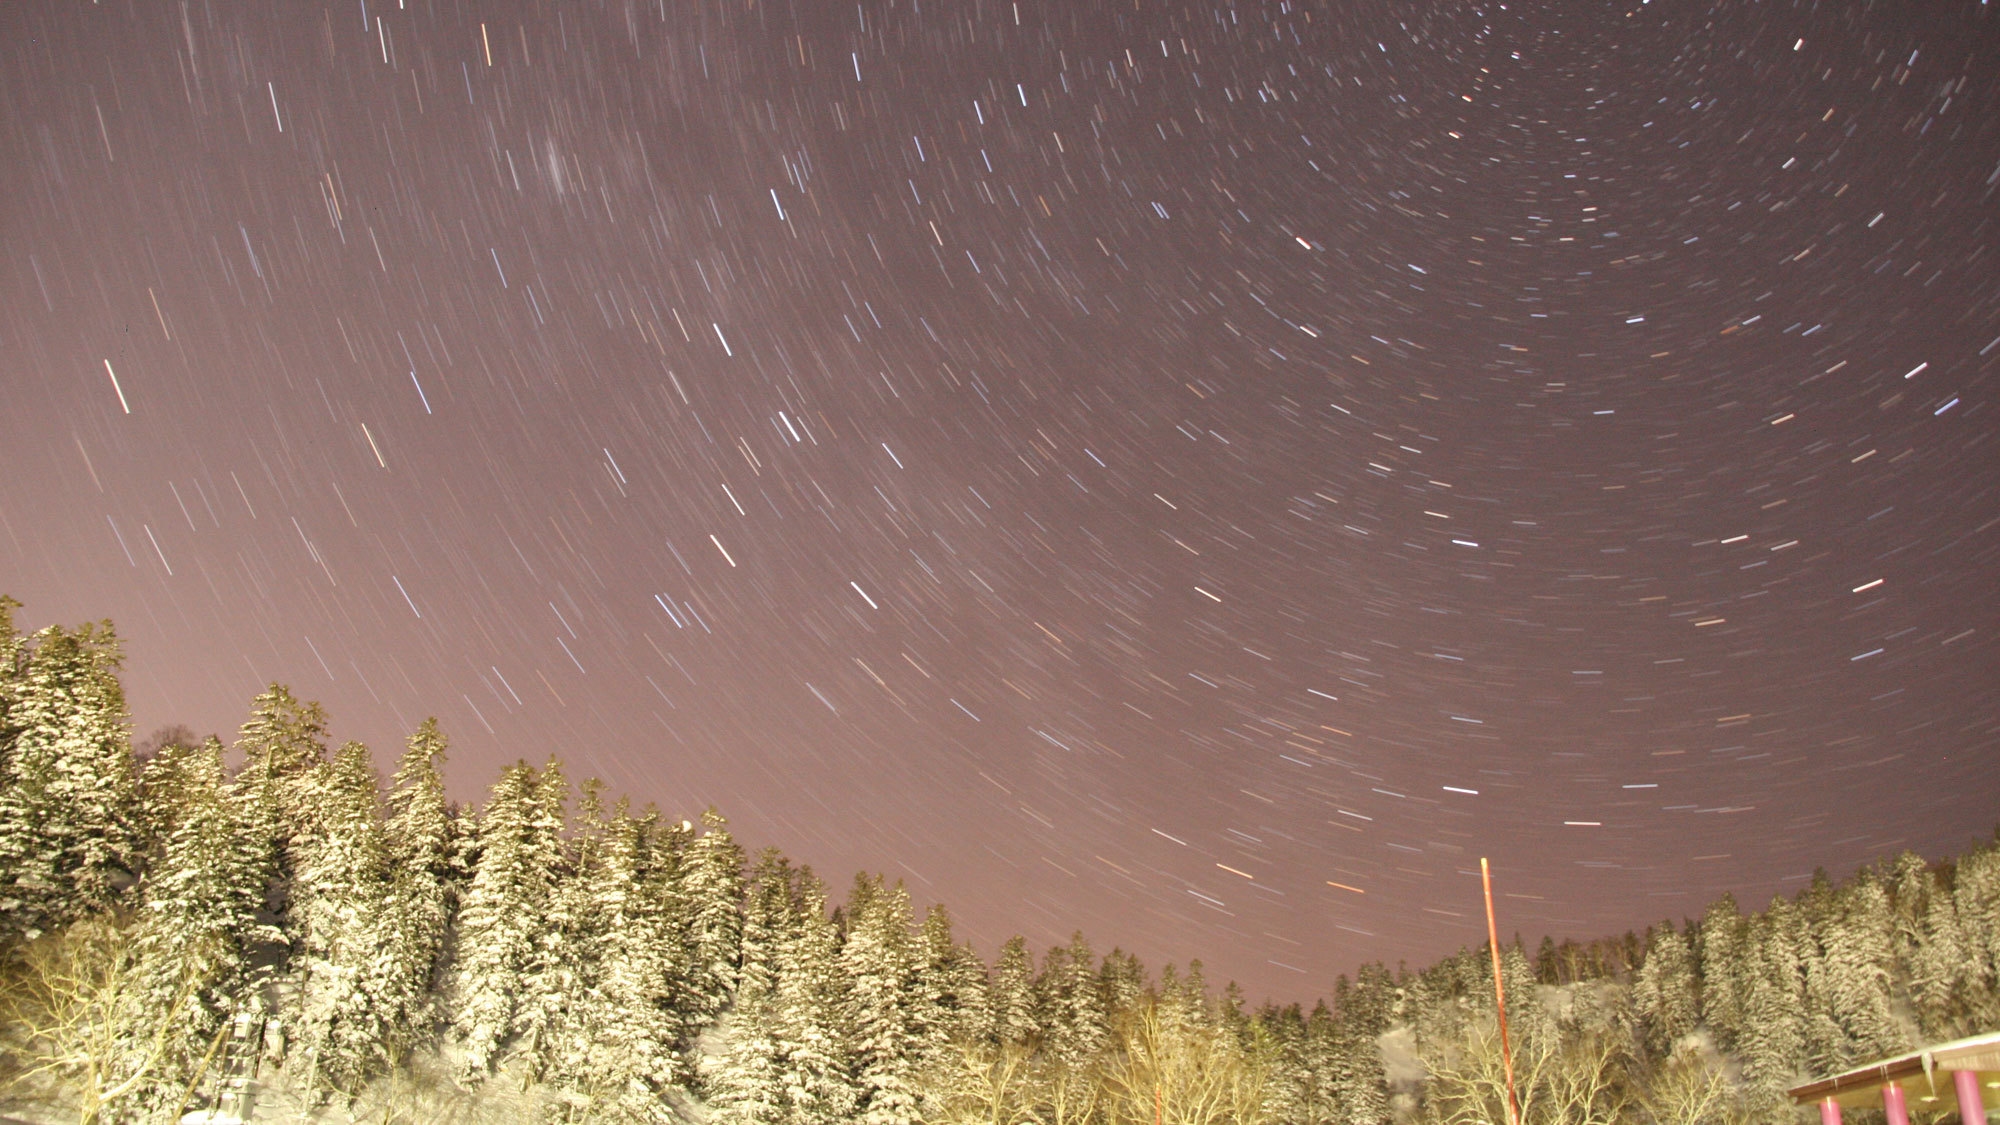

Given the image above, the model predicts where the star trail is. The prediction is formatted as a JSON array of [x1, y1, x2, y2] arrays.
[[2, 0, 1996, 1002]]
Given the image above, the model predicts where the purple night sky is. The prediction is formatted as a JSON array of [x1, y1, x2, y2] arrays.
[[2, 0, 1996, 1002]]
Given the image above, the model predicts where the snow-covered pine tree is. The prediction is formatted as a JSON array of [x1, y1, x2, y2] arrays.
[[1695, 893, 1746, 1052], [452, 759, 566, 1082], [1797, 872, 1850, 1073], [1951, 838, 2000, 1031], [1247, 1002, 1306, 1125], [0, 620, 137, 946], [1633, 920, 1699, 1057], [1286, 999, 1336, 1125], [988, 935, 1038, 1047], [911, 903, 985, 1058], [1887, 849, 1977, 1041], [1736, 898, 1808, 1113], [1819, 875, 1901, 1063], [288, 739, 396, 1098], [128, 736, 267, 1104], [516, 774, 600, 1088], [708, 849, 799, 1125], [843, 875, 921, 1125], [776, 871, 857, 1125], [1035, 932, 1107, 1070], [379, 717, 455, 1061], [1096, 947, 1146, 1024], [231, 685, 331, 954], [672, 804, 744, 1024], [1330, 963, 1393, 1125], [546, 803, 681, 1120], [642, 813, 698, 1080]]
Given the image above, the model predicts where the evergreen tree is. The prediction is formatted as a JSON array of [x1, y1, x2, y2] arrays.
[[379, 717, 455, 1060], [1036, 932, 1108, 1070], [128, 736, 266, 1102], [988, 935, 1038, 1046], [1097, 947, 1147, 1020], [911, 903, 985, 1059], [288, 740, 396, 1098], [1736, 898, 1808, 1113], [1282, 1000, 1334, 1125], [843, 875, 921, 1125], [1331, 963, 1393, 1125], [775, 872, 857, 1125], [1888, 849, 1976, 1041], [231, 684, 331, 947], [0, 596, 24, 770], [0, 620, 137, 946], [550, 805, 681, 1120], [1633, 921, 1699, 1057], [736, 849, 797, 1015], [1821, 876, 1901, 1062], [0, 596, 22, 728], [516, 761, 583, 1084], [709, 850, 798, 1125], [677, 809, 746, 1031], [452, 760, 566, 1081], [1696, 893, 1746, 1052], [1951, 840, 2000, 1031]]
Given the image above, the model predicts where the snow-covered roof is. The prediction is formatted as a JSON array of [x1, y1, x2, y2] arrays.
[[1787, 1031, 2000, 1109]]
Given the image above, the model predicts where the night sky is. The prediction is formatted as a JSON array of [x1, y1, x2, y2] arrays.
[[4, 0, 1998, 1004]]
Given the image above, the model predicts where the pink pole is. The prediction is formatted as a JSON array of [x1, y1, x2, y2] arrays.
[[1954, 1069, 1986, 1125], [1883, 1082, 1911, 1125], [1819, 1096, 1843, 1125]]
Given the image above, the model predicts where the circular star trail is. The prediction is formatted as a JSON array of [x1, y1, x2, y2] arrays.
[[1, 0, 1996, 1001]]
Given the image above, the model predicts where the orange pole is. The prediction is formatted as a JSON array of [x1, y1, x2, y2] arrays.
[[1482, 857, 1522, 1125]]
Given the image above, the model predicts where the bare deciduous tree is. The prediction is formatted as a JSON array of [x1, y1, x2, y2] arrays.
[[1422, 1013, 1630, 1125], [1098, 1000, 1269, 1125], [0, 914, 200, 1124], [921, 1039, 1039, 1125], [1636, 1043, 1747, 1125]]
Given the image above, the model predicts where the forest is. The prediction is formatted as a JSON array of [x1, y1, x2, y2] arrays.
[[1, 598, 1995, 1124]]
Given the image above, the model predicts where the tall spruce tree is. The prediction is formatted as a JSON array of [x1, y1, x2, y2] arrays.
[[288, 740, 397, 1098], [1097, 947, 1147, 1021], [776, 872, 857, 1125], [129, 736, 267, 1104], [232, 685, 331, 951], [1331, 963, 1393, 1125], [1696, 893, 1747, 1052], [380, 717, 455, 1061], [1633, 921, 1699, 1057], [843, 875, 921, 1125], [1737, 898, 1808, 1112], [911, 903, 986, 1060], [1822, 876, 1901, 1062], [1952, 839, 2000, 1031], [548, 804, 681, 1119], [1887, 850, 1975, 1041], [452, 760, 567, 1081], [0, 596, 23, 775], [1036, 932, 1109, 1070], [677, 809, 746, 1031], [988, 935, 1039, 1046], [0, 620, 137, 945], [709, 849, 798, 1125]]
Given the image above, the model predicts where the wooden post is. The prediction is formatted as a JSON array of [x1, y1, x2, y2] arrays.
[[1481, 857, 1522, 1125]]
